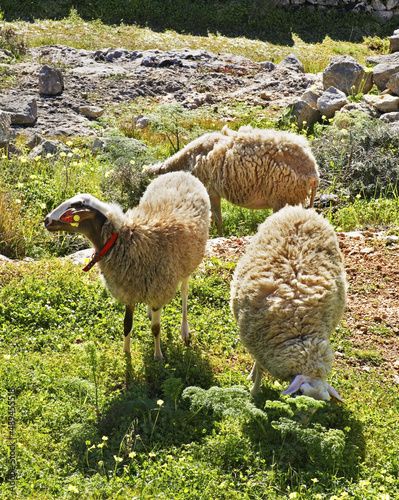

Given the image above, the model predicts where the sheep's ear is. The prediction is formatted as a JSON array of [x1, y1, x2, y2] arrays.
[[327, 383, 344, 403], [59, 207, 96, 224], [282, 375, 308, 396]]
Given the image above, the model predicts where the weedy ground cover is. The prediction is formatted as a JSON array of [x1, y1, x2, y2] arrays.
[[0, 14, 399, 499], [0, 258, 398, 499]]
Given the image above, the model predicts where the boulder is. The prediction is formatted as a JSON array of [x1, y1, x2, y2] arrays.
[[386, 72, 399, 95], [0, 111, 11, 147], [322, 55, 373, 95], [0, 96, 37, 125], [288, 100, 321, 129], [38, 65, 64, 95], [389, 34, 399, 53], [317, 86, 348, 119], [78, 105, 104, 119], [363, 93, 399, 112], [278, 53, 304, 73], [379, 111, 399, 123], [372, 62, 399, 91], [28, 139, 74, 160]]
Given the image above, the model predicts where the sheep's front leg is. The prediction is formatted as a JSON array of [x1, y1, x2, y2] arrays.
[[180, 277, 190, 345], [249, 362, 262, 396], [123, 304, 135, 353], [151, 307, 163, 360]]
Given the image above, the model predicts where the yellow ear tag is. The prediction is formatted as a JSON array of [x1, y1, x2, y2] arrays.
[[70, 222, 79, 227], [73, 215, 80, 222]]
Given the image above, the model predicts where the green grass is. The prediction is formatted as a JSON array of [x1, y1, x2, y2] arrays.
[[0, 259, 398, 499], [1, 15, 399, 499], [2, 10, 391, 74]]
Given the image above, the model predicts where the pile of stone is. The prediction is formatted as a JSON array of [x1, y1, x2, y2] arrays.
[[287, 29, 399, 130], [2, 33, 399, 152]]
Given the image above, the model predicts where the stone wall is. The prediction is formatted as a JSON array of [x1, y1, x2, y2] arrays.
[[278, 0, 399, 20]]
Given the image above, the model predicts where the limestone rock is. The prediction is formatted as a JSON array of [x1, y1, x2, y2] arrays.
[[288, 100, 321, 129], [278, 53, 304, 73], [0, 96, 37, 125], [0, 110, 11, 147], [322, 55, 373, 95], [134, 115, 150, 129], [386, 72, 399, 95], [372, 62, 399, 91], [389, 34, 399, 53], [379, 111, 399, 123], [38, 65, 64, 95], [78, 105, 104, 119], [300, 88, 321, 108], [28, 139, 74, 160], [317, 86, 348, 119], [363, 93, 399, 112]]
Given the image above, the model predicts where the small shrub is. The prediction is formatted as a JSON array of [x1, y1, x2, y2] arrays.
[[329, 195, 399, 231], [0, 27, 26, 59], [0, 191, 27, 258], [182, 386, 357, 473], [313, 112, 399, 199], [96, 136, 153, 209], [0, 190, 45, 259], [216, 201, 271, 237]]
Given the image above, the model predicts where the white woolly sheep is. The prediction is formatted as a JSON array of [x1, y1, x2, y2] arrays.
[[230, 205, 346, 402], [44, 171, 210, 359], [144, 125, 319, 236]]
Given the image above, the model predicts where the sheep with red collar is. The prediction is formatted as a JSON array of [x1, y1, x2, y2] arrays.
[[144, 125, 319, 236], [45, 171, 210, 359], [230, 205, 346, 402]]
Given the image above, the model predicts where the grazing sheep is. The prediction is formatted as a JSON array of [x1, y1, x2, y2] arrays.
[[44, 171, 210, 359], [230, 205, 346, 401], [144, 125, 319, 236]]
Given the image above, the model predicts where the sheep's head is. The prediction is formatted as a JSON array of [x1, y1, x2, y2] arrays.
[[282, 375, 343, 403], [44, 194, 109, 236]]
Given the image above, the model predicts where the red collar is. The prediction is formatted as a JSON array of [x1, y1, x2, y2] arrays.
[[82, 233, 118, 272]]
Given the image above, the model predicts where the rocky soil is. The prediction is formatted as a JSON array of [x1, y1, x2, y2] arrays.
[[206, 232, 399, 385], [2, 45, 317, 139]]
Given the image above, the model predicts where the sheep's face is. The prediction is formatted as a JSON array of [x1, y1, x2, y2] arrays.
[[299, 380, 331, 401], [282, 375, 343, 403], [44, 194, 106, 235]]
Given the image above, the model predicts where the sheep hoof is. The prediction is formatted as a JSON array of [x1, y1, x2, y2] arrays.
[[154, 352, 164, 362], [250, 385, 259, 396]]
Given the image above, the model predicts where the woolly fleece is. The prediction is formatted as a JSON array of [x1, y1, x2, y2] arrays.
[[95, 171, 210, 309], [230, 205, 346, 386], [145, 125, 319, 233]]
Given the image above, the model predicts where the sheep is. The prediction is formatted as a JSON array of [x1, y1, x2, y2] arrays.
[[144, 125, 319, 236], [230, 205, 346, 402], [44, 171, 210, 360]]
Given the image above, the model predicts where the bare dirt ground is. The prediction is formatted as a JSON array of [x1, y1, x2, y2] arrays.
[[206, 231, 399, 383]]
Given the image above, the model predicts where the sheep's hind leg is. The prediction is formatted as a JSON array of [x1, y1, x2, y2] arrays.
[[151, 307, 164, 360], [180, 277, 190, 346], [209, 190, 223, 237]]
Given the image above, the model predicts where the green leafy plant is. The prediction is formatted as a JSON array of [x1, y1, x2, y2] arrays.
[[313, 112, 399, 200], [0, 26, 26, 59]]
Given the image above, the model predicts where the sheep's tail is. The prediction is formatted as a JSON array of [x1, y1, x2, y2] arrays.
[[308, 177, 318, 208], [143, 162, 165, 175], [144, 158, 189, 175]]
